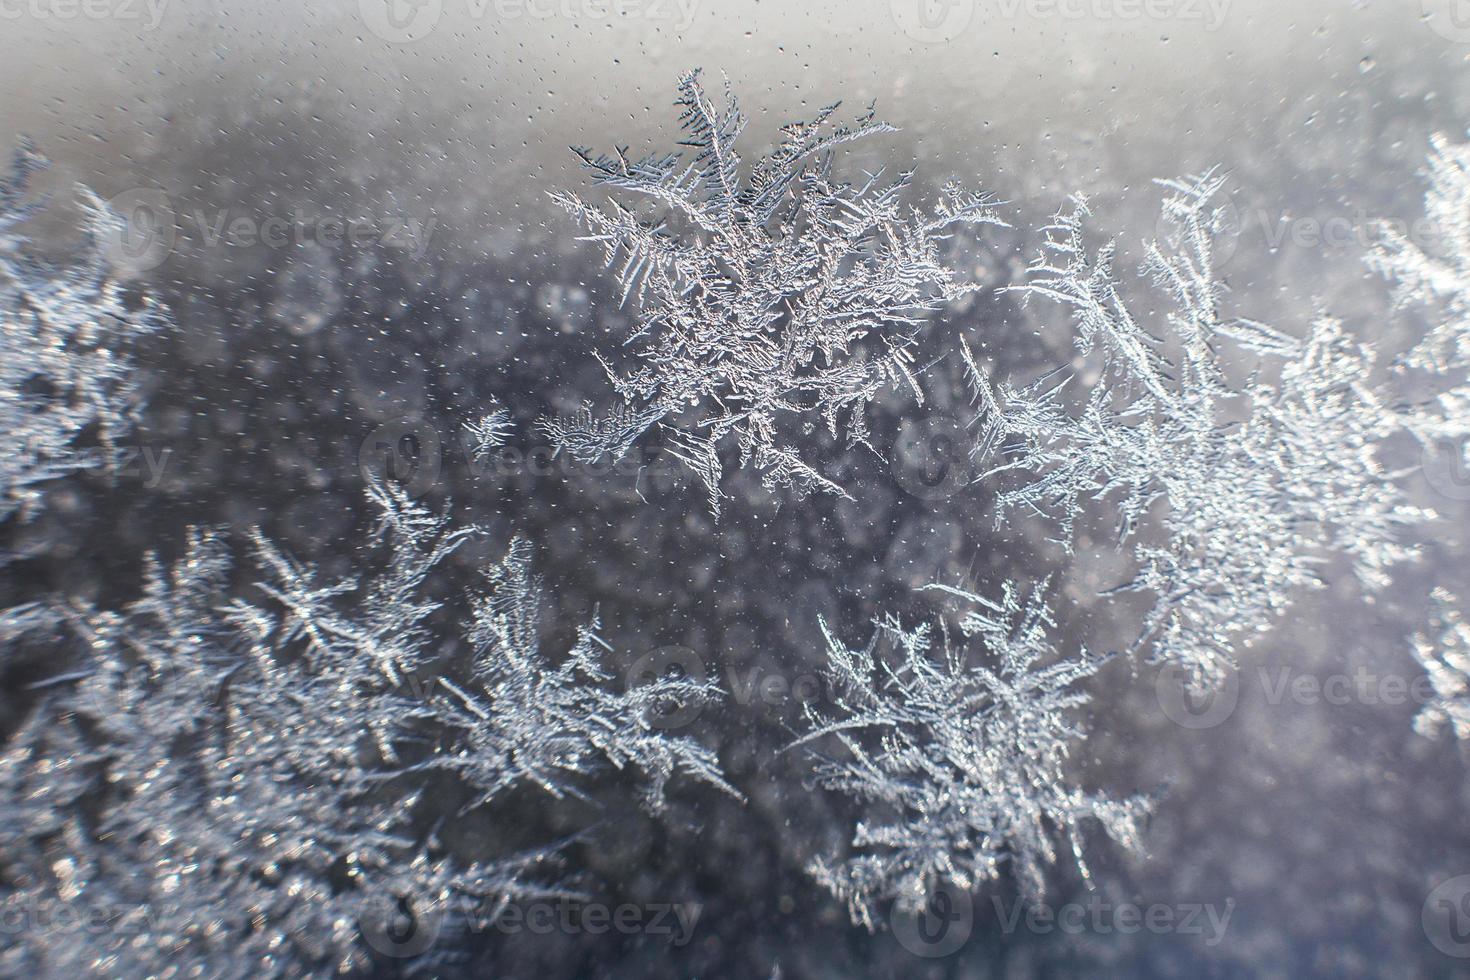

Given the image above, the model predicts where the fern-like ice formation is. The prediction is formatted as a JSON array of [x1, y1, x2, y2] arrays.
[[1374, 135, 1470, 742], [388, 530, 740, 813], [0, 477, 732, 977], [464, 399, 515, 463], [789, 579, 1149, 930], [968, 174, 1425, 692], [1370, 133, 1470, 484], [0, 141, 167, 524], [545, 69, 1006, 516], [1410, 589, 1470, 742], [1370, 133, 1470, 373]]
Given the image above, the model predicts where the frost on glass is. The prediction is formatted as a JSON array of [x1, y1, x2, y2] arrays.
[[969, 175, 1425, 692], [393, 530, 741, 814], [547, 69, 1006, 515], [789, 579, 1149, 930], [463, 398, 515, 464], [0, 478, 732, 976], [1370, 133, 1470, 373], [0, 142, 166, 524], [1411, 589, 1470, 742], [1375, 136, 1470, 743], [1371, 134, 1470, 481]]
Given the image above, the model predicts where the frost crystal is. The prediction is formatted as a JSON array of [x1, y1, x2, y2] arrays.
[[0, 142, 166, 523], [0, 477, 733, 976], [400, 534, 740, 813], [547, 69, 1006, 514], [790, 579, 1149, 930], [1370, 134, 1470, 473], [1411, 589, 1470, 742], [1369, 133, 1470, 373], [463, 400, 515, 462], [969, 174, 1424, 691]]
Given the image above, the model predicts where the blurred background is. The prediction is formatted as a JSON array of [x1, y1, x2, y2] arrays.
[[3, 0, 1470, 976]]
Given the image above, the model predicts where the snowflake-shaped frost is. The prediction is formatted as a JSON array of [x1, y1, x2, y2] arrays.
[[790, 579, 1149, 930], [546, 69, 1006, 515]]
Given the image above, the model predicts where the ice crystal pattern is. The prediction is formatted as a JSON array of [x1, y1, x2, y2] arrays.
[[968, 174, 1425, 692], [1370, 132, 1470, 373], [547, 69, 1006, 515], [1371, 134, 1470, 490], [789, 580, 1149, 930], [464, 399, 515, 463], [0, 478, 732, 977], [0, 142, 166, 524], [1375, 136, 1470, 743], [388, 530, 740, 814], [1410, 589, 1470, 742]]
